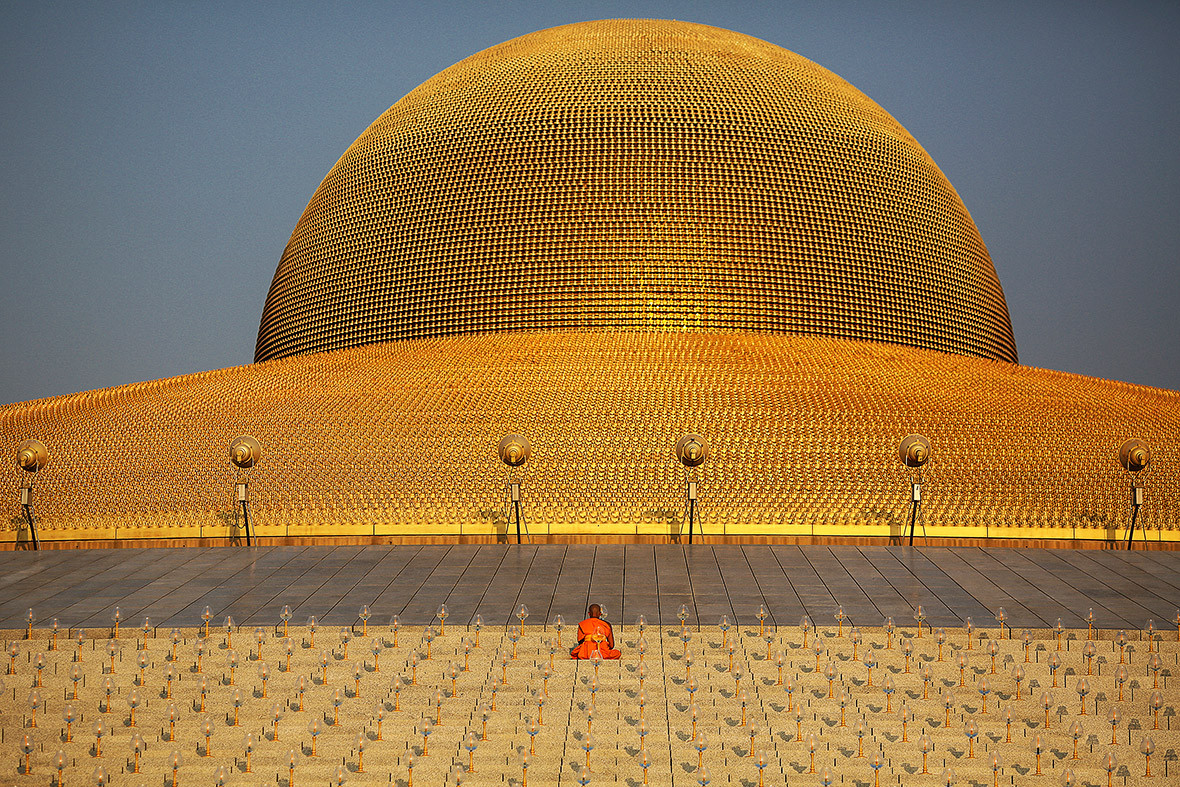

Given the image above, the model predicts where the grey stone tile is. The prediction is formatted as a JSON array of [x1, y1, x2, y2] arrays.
[[4, 544, 1180, 638]]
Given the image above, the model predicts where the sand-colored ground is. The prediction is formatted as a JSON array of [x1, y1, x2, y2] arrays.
[[2, 613, 1178, 785]]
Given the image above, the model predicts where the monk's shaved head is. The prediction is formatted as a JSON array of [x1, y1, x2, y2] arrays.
[[588, 604, 602, 618]]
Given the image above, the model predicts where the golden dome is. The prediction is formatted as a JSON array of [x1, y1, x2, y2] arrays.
[[256, 19, 1016, 364]]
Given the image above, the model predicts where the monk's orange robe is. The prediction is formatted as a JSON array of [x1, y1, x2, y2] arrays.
[[570, 617, 621, 659]]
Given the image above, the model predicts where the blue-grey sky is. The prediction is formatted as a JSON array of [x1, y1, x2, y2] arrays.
[[2, 1, 1177, 405]]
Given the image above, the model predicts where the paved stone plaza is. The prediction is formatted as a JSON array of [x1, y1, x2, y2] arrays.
[[1, 545, 1179, 631], [2, 545, 1179, 786]]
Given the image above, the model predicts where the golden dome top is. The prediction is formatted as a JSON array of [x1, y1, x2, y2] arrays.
[[256, 19, 1016, 364]]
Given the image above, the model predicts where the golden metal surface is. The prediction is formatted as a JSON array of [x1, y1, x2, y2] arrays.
[[1119, 439, 1151, 472], [498, 434, 531, 467], [675, 434, 709, 468], [256, 20, 1016, 365], [899, 435, 931, 468], [2, 332, 1175, 544], [16, 439, 48, 472], [230, 435, 262, 469]]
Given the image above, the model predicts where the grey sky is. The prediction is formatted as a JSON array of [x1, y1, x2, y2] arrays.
[[2, 1, 1177, 405]]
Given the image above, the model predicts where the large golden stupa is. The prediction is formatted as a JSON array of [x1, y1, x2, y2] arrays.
[[2, 20, 1176, 547], [257, 20, 1015, 364]]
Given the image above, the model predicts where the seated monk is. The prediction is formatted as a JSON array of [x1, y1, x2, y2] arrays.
[[570, 603, 621, 659]]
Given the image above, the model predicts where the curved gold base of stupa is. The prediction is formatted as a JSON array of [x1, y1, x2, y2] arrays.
[[2, 331, 1176, 547]]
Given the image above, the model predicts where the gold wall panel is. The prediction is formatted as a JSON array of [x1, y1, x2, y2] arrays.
[[256, 20, 1016, 365], [3, 332, 1173, 545]]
